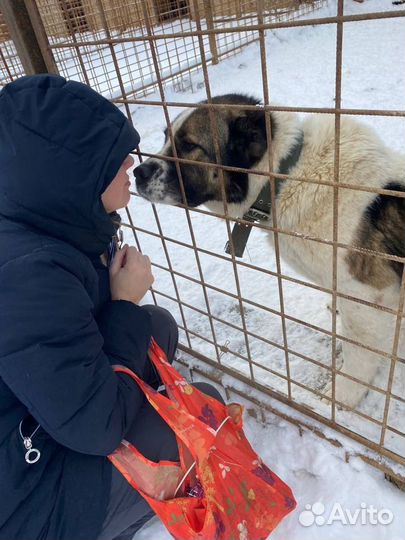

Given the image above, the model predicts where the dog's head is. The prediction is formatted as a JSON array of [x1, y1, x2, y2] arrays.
[[134, 95, 271, 211]]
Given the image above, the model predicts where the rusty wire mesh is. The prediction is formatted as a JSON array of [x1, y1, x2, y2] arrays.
[[117, 1, 405, 480], [0, 0, 322, 92], [2, 0, 405, 481], [0, 9, 24, 85], [123, 2, 405, 479]]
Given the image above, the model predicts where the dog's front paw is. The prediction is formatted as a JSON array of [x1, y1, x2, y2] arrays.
[[320, 376, 367, 411], [320, 379, 333, 404]]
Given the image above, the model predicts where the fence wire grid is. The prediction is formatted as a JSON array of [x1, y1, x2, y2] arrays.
[[1, 0, 405, 483]]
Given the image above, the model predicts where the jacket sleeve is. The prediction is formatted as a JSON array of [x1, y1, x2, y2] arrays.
[[97, 300, 152, 371], [0, 248, 152, 456]]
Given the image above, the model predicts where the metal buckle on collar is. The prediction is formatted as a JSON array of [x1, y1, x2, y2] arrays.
[[224, 207, 269, 258], [245, 207, 271, 222]]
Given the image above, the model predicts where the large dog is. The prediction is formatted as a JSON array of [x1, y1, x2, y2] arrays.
[[134, 94, 405, 410]]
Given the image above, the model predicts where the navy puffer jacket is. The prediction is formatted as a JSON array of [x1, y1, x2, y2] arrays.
[[0, 74, 152, 539]]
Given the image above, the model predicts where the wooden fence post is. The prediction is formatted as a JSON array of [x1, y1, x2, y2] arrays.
[[0, 0, 58, 75], [203, 0, 218, 64]]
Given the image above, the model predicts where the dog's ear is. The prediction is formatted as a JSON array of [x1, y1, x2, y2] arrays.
[[227, 109, 270, 168]]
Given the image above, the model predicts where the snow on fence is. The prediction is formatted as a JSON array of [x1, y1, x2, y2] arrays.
[[2, 0, 405, 487]]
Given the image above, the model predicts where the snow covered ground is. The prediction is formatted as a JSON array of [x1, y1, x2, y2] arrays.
[[135, 395, 405, 540], [117, 0, 405, 537]]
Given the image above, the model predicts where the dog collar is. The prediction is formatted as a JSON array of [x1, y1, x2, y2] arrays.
[[225, 131, 304, 257]]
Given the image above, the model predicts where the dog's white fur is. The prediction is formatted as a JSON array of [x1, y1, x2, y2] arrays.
[[139, 110, 405, 409], [209, 112, 405, 408]]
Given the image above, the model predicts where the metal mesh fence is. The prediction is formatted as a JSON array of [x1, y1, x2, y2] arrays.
[[1, 0, 322, 93], [120, 2, 405, 481], [1, 0, 405, 482], [0, 9, 24, 85]]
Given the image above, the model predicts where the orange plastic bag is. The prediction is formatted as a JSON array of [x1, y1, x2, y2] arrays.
[[108, 338, 296, 539]]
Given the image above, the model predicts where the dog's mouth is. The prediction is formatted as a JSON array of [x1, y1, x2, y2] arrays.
[[133, 155, 218, 209], [133, 161, 182, 205], [134, 184, 152, 201], [136, 182, 181, 206]]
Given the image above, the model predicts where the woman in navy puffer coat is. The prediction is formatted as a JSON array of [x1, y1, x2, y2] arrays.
[[0, 74, 223, 540]]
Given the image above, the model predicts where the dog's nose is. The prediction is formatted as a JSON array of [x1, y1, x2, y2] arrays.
[[133, 161, 159, 186]]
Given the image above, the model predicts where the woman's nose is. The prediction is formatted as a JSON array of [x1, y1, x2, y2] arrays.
[[124, 155, 135, 170]]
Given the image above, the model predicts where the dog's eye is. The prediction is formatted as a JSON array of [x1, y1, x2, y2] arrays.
[[182, 141, 201, 153]]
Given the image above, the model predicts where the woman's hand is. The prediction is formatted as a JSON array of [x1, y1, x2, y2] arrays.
[[109, 245, 154, 305]]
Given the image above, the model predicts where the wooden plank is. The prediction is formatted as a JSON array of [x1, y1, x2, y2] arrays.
[[0, 0, 57, 75]]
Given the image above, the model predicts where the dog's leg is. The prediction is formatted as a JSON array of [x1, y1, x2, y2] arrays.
[[336, 305, 382, 409], [324, 297, 394, 410]]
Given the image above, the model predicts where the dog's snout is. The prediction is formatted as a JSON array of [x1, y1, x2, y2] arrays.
[[133, 161, 159, 185]]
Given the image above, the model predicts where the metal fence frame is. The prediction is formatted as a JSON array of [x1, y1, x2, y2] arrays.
[[2, 0, 405, 487]]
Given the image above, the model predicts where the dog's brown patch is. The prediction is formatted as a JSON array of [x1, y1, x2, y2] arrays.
[[346, 182, 405, 288]]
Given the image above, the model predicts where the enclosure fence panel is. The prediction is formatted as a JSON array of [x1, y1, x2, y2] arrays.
[[4, 0, 405, 484], [25, 0, 324, 99], [0, 8, 24, 85]]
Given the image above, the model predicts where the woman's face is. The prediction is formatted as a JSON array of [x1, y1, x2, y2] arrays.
[[101, 154, 135, 213]]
